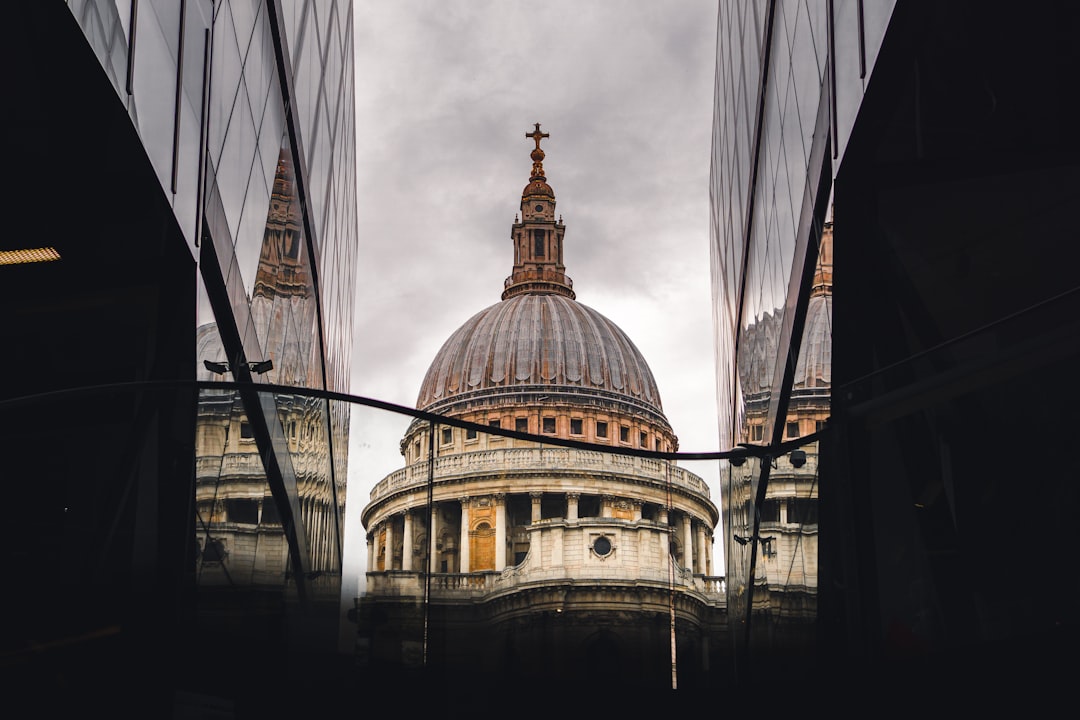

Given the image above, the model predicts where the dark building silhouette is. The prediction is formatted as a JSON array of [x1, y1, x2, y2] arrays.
[[711, 0, 1080, 704], [2, 3, 358, 716]]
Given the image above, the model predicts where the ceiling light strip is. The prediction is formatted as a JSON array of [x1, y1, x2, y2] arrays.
[[0, 247, 62, 266]]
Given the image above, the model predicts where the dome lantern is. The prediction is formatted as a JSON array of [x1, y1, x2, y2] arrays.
[[504, 123, 573, 300]]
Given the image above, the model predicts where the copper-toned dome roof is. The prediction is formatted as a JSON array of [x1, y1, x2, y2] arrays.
[[522, 179, 554, 197], [739, 293, 832, 395], [417, 293, 667, 419]]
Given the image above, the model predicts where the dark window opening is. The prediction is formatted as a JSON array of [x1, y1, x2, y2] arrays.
[[752, 424, 764, 441], [619, 426, 630, 443], [284, 230, 301, 259], [440, 560, 448, 573], [759, 499, 781, 523], [534, 229, 544, 257], [261, 497, 282, 525], [596, 421, 608, 439], [226, 499, 259, 525], [788, 499, 818, 525], [541, 494, 562, 519], [514, 551, 528, 565], [786, 422, 799, 438], [570, 418, 583, 435], [640, 431, 648, 447], [441, 427, 453, 445], [542, 417, 555, 433], [489, 418, 501, 428], [240, 421, 254, 440], [578, 495, 601, 518], [466, 427, 477, 440], [515, 417, 528, 433]]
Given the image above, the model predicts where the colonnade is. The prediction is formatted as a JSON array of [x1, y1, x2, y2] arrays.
[[366, 490, 714, 575]]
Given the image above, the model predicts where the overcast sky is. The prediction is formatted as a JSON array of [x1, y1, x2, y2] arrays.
[[342, 1, 723, 597]]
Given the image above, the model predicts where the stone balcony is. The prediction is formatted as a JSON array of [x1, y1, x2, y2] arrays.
[[369, 446, 710, 501]]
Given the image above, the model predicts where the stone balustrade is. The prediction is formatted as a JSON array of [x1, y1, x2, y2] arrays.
[[364, 566, 727, 605], [369, 447, 710, 501], [196, 452, 267, 479]]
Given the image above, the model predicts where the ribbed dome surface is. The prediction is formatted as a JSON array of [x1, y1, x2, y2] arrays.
[[792, 294, 832, 389], [417, 293, 665, 414], [739, 293, 832, 394], [522, 179, 554, 197]]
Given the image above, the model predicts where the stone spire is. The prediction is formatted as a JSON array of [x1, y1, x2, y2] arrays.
[[502, 124, 575, 300]]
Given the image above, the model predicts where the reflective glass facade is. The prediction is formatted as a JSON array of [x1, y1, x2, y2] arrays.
[[4, 2, 356, 713], [711, 0, 844, 676], [712, 0, 1080, 700]]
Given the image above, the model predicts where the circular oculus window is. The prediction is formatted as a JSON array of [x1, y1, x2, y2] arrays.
[[593, 536, 612, 556]]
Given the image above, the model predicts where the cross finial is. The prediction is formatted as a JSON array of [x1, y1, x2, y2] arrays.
[[526, 122, 549, 151]]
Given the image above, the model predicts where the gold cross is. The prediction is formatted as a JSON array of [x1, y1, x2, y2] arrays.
[[526, 123, 549, 150]]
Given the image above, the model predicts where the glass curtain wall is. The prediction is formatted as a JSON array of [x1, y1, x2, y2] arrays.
[[66, 0, 359, 675], [711, 0, 843, 679]]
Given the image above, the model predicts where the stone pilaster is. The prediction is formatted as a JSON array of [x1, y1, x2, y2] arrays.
[[384, 516, 396, 571], [429, 504, 439, 572], [696, 522, 707, 575], [459, 497, 470, 573], [530, 491, 542, 523], [682, 514, 693, 570], [495, 494, 507, 571], [402, 510, 413, 571]]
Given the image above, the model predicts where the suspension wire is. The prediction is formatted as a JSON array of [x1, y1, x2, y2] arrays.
[[423, 419, 435, 669], [0, 378, 810, 463], [665, 458, 678, 690]]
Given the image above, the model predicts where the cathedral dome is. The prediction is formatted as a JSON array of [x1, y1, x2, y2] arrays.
[[522, 179, 554, 197], [792, 293, 832, 390], [417, 293, 666, 419]]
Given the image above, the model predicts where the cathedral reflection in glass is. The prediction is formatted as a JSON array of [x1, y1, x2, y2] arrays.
[[2, 3, 357, 712]]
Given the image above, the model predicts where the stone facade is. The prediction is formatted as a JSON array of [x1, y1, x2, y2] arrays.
[[357, 127, 727, 689]]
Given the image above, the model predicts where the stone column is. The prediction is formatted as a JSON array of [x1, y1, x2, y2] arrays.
[[429, 504, 439, 573], [705, 531, 713, 575], [696, 522, 707, 574], [658, 507, 669, 524], [366, 532, 375, 573], [384, 517, 396, 571], [495, 494, 507, 571], [682, 514, 693, 570], [459, 497, 470, 574], [552, 526, 564, 567], [566, 492, 580, 521], [601, 494, 614, 518], [632, 499, 643, 521], [402, 510, 413, 571], [530, 492, 542, 523]]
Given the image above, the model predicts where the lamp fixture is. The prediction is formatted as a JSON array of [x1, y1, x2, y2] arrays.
[[248, 359, 274, 374], [203, 360, 230, 374]]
